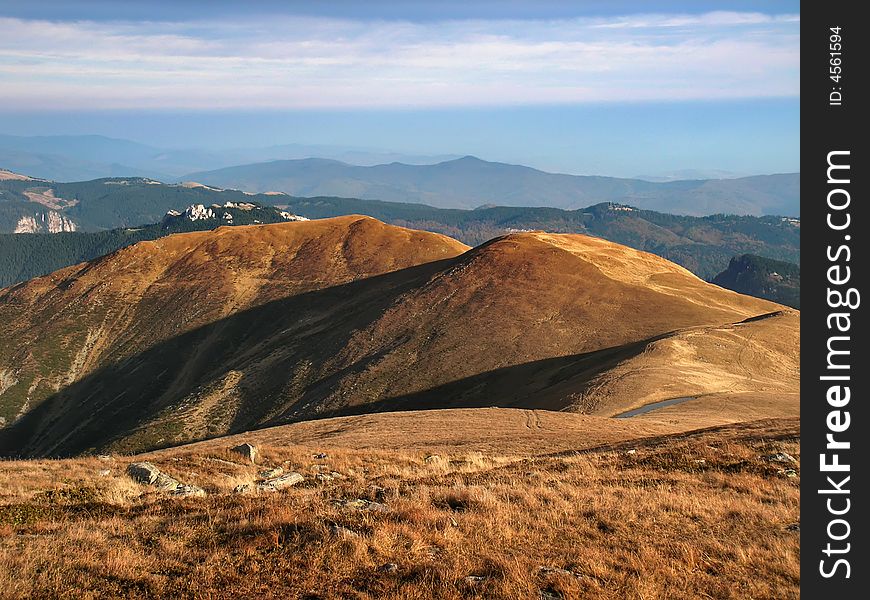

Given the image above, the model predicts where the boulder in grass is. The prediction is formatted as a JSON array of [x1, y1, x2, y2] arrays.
[[230, 443, 259, 463], [126, 462, 162, 485], [257, 472, 304, 492], [170, 484, 207, 498]]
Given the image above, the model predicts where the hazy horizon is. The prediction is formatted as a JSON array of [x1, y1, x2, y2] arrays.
[[0, 0, 799, 177]]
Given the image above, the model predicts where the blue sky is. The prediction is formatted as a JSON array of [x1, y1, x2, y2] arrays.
[[0, 1, 799, 176]]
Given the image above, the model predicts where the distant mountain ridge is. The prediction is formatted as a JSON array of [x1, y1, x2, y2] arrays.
[[0, 134, 460, 181], [183, 155, 800, 217]]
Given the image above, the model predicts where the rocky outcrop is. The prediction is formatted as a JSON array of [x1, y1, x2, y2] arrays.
[[257, 472, 304, 491], [13, 212, 77, 234], [230, 443, 259, 463], [126, 462, 206, 497]]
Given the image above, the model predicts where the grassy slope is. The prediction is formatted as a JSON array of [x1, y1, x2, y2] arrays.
[[0, 221, 796, 457], [0, 411, 800, 599]]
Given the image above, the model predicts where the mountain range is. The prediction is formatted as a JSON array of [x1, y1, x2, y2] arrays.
[[0, 134, 460, 182], [1, 135, 799, 217], [184, 156, 800, 216], [0, 216, 798, 457]]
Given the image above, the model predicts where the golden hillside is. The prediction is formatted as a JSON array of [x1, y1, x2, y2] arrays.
[[0, 219, 797, 457]]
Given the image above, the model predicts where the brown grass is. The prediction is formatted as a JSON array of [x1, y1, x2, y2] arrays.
[[0, 415, 799, 599]]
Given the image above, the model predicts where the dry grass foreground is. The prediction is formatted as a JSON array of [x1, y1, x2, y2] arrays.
[[0, 410, 799, 599]]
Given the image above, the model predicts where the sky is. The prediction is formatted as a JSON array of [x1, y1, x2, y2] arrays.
[[0, 0, 799, 177]]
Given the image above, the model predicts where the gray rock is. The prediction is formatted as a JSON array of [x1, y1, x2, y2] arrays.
[[153, 472, 182, 491], [785, 522, 800, 532], [259, 467, 284, 478], [126, 462, 162, 485], [424, 454, 441, 463], [169, 484, 206, 498], [230, 443, 259, 463], [257, 472, 304, 491], [98, 469, 111, 477], [314, 473, 334, 483], [464, 576, 486, 585], [762, 452, 797, 464], [127, 461, 203, 497], [232, 483, 252, 494], [378, 562, 398, 573], [312, 452, 328, 459]]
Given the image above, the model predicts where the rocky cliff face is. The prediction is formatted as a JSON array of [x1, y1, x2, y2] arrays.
[[13, 211, 78, 233]]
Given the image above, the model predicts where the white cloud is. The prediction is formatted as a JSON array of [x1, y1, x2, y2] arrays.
[[0, 12, 799, 109]]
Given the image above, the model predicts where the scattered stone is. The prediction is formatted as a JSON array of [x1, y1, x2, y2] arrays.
[[424, 454, 441, 463], [257, 472, 304, 492], [315, 473, 334, 483], [762, 452, 797, 464], [169, 484, 206, 498], [449, 517, 459, 528], [378, 562, 398, 573], [779, 468, 798, 478], [98, 469, 111, 477], [259, 467, 284, 478], [312, 452, 328, 459], [97, 455, 114, 462], [330, 471, 344, 479], [625, 449, 637, 455], [333, 498, 389, 513], [230, 443, 259, 464], [126, 462, 162, 485], [541, 589, 564, 600], [464, 576, 486, 585], [126, 461, 205, 497], [693, 459, 706, 465], [233, 484, 252, 494], [785, 523, 800, 532], [153, 472, 183, 492], [329, 524, 360, 539]]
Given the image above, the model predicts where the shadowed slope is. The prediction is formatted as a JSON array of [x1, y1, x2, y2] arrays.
[[0, 216, 468, 429]]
